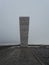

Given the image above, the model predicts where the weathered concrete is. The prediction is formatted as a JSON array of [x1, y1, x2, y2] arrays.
[[19, 17, 29, 47], [0, 46, 45, 65]]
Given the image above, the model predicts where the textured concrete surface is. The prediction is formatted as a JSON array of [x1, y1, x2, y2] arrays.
[[0, 46, 48, 65], [32, 47, 49, 65], [19, 17, 29, 47]]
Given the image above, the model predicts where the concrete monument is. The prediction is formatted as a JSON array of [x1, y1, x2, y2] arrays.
[[19, 17, 29, 47]]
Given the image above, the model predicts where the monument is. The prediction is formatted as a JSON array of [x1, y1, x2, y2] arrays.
[[19, 17, 29, 47]]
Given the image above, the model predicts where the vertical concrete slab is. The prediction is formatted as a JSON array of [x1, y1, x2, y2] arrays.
[[19, 17, 29, 47]]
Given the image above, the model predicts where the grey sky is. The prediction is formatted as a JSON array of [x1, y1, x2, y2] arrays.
[[0, 0, 49, 45]]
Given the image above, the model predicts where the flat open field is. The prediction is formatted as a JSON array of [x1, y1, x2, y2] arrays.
[[0, 45, 49, 65]]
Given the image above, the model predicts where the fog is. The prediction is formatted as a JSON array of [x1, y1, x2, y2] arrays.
[[0, 0, 49, 45]]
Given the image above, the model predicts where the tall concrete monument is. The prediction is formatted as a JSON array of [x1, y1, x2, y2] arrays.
[[19, 17, 29, 47]]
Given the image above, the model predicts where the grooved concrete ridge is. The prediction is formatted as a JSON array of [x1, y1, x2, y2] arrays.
[[0, 46, 45, 65]]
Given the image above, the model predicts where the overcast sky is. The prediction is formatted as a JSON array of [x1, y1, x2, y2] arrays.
[[0, 0, 49, 45]]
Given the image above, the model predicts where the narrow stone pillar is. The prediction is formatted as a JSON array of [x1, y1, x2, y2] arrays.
[[19, 17, 29, 47]]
